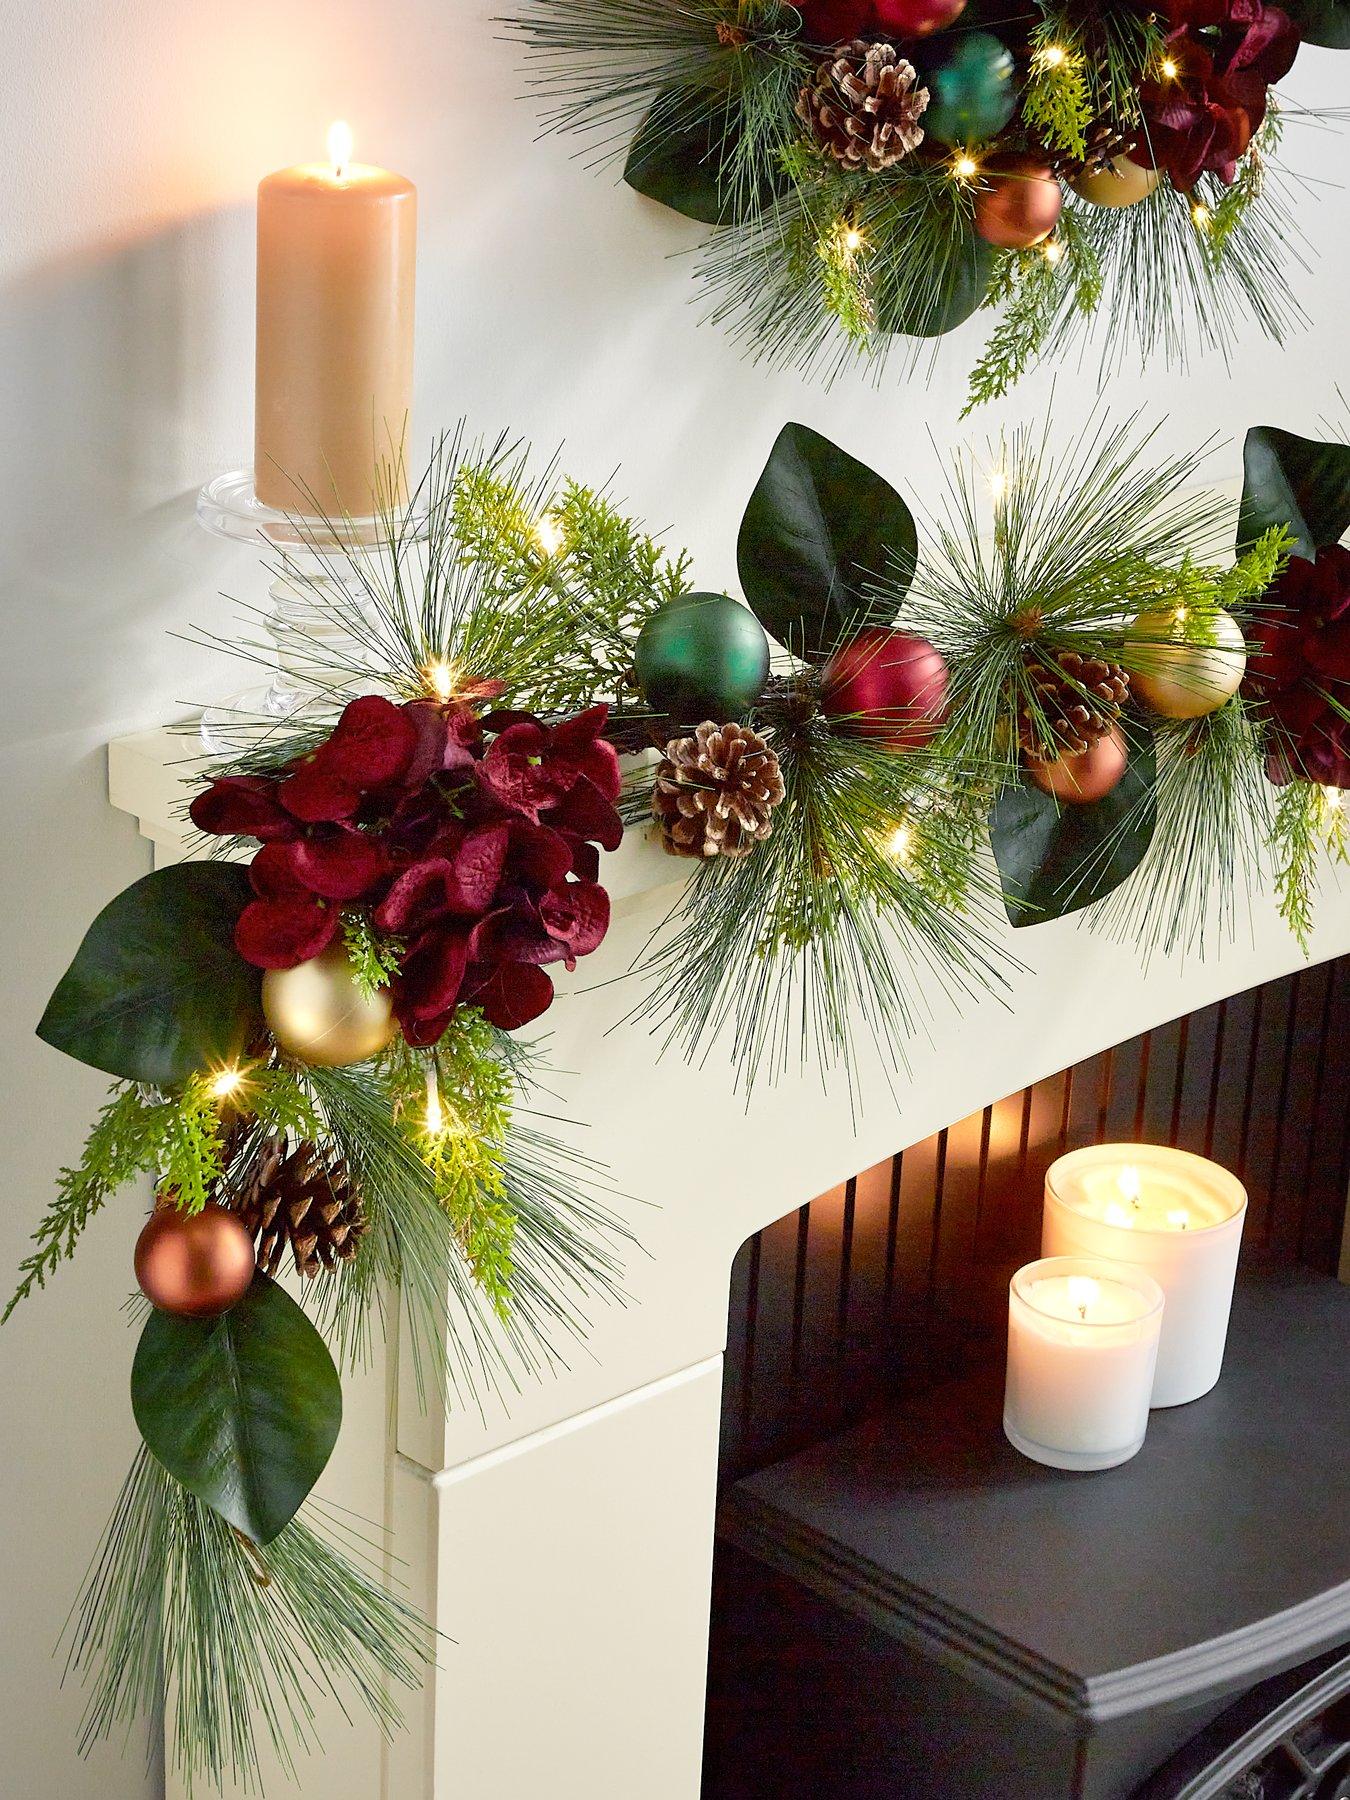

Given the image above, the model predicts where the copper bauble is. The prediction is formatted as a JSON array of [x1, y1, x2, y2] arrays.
[[1069, 154, 1161, 209], [135, 1201, 256, 1318], [973, 154, 1062, 249], [262, 941, 398, 1067], [820, 627, 949, 750], [1027, 726, 1128, 806], [1126, 606, 1246, 720]]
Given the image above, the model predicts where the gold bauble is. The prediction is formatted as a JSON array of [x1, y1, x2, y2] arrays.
[[1126, 606, 1246, 720], [1069, 154, 1162, 209], [262, 941, 398, 1067]]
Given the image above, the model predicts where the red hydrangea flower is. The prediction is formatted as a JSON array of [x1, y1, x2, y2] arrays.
[[1243, 545, 1350, 788], [1139, 0, 1299, 191], [191, 690, 625, 1041]]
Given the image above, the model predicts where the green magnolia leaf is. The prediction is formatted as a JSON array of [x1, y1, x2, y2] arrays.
[[1238, 426, 1350, 562], [873, 233, 996, 340], [131, 1270, 342, 1545], [37, 863, 262, 1086], [625, 104, 724, 225], [737, 422, 918, 658], [1275, 0, 1350, 45], [988, 715, 1157, 926]]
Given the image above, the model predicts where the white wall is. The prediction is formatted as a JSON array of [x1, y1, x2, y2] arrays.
[[1, 2, 1346, 1792]]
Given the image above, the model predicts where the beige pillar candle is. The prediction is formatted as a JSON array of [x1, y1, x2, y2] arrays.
[[255, 122, 416, 517]]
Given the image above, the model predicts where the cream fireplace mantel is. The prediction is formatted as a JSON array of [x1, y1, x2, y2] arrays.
[[108, 724, 1350, 1800]]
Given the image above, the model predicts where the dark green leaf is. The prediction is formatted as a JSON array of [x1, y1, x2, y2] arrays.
[[625, 104, 724, 225], [1238, 426, 1350, 562], [737, 422, 918, 658], [1275, 0, 1350, 45], [131, 1270, 341, 1545], [873, 232, 996, 339], [988, 714, 1157, 926], [37, 863, 262, 1086]]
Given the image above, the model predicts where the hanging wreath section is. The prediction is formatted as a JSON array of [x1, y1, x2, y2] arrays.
[[11, 417, 1350, 1787], [508, 0, 1348, 397]]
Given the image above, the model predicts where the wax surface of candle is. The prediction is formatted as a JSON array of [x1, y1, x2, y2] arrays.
[[255, 126, 416, 516]]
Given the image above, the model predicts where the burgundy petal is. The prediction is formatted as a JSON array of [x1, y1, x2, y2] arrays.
[[235, 896, 338, 969], [278, 760, 363, 824], [538, 880, 611, 965], [543, 776, 624, 853], [322, 694, 418, 785], [190, 776, 296, 842], [504, 820, 576, 890], [461, 961, 555, 1031], [284, 828, 389, 901], [396, 930, 470, 1022], [249, 841, 309, 899]]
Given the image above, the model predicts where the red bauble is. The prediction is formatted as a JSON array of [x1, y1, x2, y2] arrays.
[[135, 1201, 257, 1318], [871, 0, 968, 34], [794, 0, 875, 41], [1026, 727, 1128, 806], [820, 628, 949, 749], [973, 154, 1063, 249]]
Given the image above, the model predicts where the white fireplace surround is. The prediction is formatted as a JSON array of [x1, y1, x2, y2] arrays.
[[108, 724, 1350, 1800]]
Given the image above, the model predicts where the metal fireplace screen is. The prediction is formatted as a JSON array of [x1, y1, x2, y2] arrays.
[[719, 955, 1350, 1490]]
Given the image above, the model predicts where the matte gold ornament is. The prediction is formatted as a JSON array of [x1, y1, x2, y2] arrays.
[[262, 941, 398, 1067], [1069, 154, 1161, 209], [1126, 605, 1246, 720]]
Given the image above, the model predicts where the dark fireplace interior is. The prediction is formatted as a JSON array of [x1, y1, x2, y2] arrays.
[[704, 954, 1350, 1800]]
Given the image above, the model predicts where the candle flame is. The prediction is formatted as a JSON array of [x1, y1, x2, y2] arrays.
[[327, 119, 355, 180], [1103, 1202, 1134, 1229], [1117, 1164, 1142, 1205], [1167, 1207, 1191, 1231], [1067, 1274, 1100, 1321]]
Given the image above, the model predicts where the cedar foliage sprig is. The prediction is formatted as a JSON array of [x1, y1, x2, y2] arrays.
[[342, 911, 405, 999], [1271, 780, 1349, 952], [4, 1079, 227, 1321]]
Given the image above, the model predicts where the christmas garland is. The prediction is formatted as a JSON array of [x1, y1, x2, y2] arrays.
[[15, 418, 1350, 1787], [506, 0, 1347, 400]]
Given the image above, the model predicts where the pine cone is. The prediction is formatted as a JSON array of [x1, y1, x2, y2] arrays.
[[232, 1137, 367, 1280], [1019, 649, 1130, 764], [652, 721, 785, 860], [795, 41, 929, 174], [1057, 115, 1140, 179]]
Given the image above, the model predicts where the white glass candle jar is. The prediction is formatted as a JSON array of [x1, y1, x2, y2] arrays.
[[1004, 1256, 1165, 1471], [1043, 1144, 1247, 1408]]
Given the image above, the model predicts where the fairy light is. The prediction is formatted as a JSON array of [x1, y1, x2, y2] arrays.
[[1191, 202, 1212, 231], [887, 820, 914, 865], [424, 1065, 445, 1137], [1161, 56, 1180, 79], [424, 657, 460, 702], [209, 1066, 245, 1101], [1041, 238, 1064, 266], [988, 466, 1009, 504], [952, 153, 979, 182], [1035, 43, 1068, 70], [842, 224, 863, 253], [534, 513, 566, 557], [1321, 785, 1345, 821]]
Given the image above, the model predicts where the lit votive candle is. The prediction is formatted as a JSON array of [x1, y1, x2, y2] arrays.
[[1043, 1144, 1247, 1409], [1004, 1256, 1164, 1472]]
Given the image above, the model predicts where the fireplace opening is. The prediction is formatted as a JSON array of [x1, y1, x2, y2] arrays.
[[704, 955, 1350, 1800]]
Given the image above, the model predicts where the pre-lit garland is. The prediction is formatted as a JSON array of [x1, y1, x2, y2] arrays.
[[506, 0, 1347, 399], [13, 416, 1349, 1788]]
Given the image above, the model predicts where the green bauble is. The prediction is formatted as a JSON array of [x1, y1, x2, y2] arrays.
[[634, 592, 770, 724], [920, 33, 1018, 146]]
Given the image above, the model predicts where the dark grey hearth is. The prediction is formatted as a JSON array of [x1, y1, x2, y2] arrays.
[[709, 1266, 1350, 1800]]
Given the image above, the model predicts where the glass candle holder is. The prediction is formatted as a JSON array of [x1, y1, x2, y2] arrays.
[[1004, 1256, 1165, 1472], [1043, 1144, 1246, 1408]]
